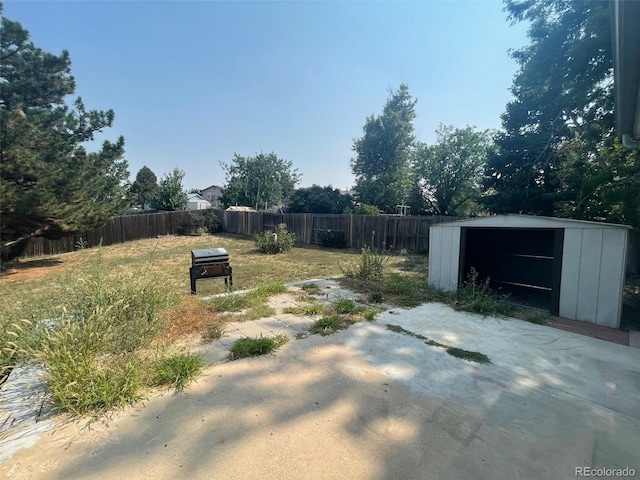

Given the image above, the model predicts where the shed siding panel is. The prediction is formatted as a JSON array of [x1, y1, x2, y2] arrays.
[[428, 227, 442, 286], [596, 229, 627, 327], [448, 227, 461, 289], [559, 229, 582, 320], [439, 227, 454, 290], [576, 229, 604, 322]]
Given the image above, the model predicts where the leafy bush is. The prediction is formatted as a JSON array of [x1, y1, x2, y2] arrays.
[[178, 211, 221, 235], [354, 204, 380, 215], [254, 224, 296, 254], [319, 230, 346, 248]]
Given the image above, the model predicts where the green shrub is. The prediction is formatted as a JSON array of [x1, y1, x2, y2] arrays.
[[319, 230, 346, 248], [153, 351, 204, 390], [202, 210, 222, 233], [254, 224, 296, 254], [178, 212, 207, 235], [178, 211, 221, 235], [229, 335, 289, 360], [354, 204, 380, 215]]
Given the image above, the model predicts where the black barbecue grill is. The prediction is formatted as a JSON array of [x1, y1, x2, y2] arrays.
[[190, 248, 232, 294]]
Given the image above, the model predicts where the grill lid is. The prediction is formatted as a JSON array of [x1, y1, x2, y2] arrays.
[[191, 248, 229, 264]]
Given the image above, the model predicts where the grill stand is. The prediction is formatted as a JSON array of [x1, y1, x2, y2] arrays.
[[189, 264, 233, 294]]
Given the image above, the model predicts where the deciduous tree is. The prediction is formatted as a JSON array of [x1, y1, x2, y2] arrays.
[[220, 153, 300, 210], [351, 84, 416, 213], [483, 0, 639, 225], [415, 125, 493, 216], [286, 185, 353, 214], [151, 168, 187, 211]]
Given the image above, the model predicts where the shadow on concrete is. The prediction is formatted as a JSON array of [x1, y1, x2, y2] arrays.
[[15, 311, 640, 480]]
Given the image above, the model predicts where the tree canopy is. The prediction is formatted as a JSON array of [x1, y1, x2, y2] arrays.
[[351, 84, 416, 213], [483, 0, 638, 225], [151, 168, 188, 211], [0, 5, 129, 249], [220, 153, 300, 210], [415, 125, 493, 216], [129, 166, 158, 209], [286, 185, 353, 214]]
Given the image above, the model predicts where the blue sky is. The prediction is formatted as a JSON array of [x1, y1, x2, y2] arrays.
[[4, 1, 528, 191]]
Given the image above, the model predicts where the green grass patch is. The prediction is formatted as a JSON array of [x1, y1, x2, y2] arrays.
[[368, 291, 384, 304], [283, 303, 324, 316], [445, 347, 491, 364], [153, 351, 204, 390], [300, 282, 322, 294], [229, 335, 289, 360], [519, 311, 551, 325], [309, 314, 362, 336], [332, 297, 359, 314], [385, 323, 428, 340], [207, 281, 285, 321], [362, 308, 379, 321], [385, 323, 491, 365]]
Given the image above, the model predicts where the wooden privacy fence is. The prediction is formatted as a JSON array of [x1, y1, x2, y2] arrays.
[[6, 210, 195, 259], [6, 209, 640, 275], [219, 210, 460, 252], [6, 209, 460, 259]]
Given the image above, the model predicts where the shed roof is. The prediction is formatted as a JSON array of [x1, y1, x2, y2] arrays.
[[433, 214, 631, 230]]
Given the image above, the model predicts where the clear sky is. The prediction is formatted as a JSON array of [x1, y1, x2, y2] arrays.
[[4, 0, 528, 192]]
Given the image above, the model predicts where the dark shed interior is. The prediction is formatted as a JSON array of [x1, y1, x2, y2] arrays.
[[459, 228, 564, 314]]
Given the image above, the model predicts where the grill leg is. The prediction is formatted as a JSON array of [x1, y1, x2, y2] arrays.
[[190, 267, 197, 294]]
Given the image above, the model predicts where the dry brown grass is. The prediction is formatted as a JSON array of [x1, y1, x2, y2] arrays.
[[158, 296, 221, 345], [2, 234, 400, 346]]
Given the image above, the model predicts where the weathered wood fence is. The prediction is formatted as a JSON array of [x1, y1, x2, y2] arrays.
[[220, 210, 459, 252], [6, 209, 460, 259], [4, 210, 195, 259], [5, 209, 640, 275]]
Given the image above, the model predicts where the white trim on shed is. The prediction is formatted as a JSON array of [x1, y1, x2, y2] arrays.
[[428, 215, 630, 328]]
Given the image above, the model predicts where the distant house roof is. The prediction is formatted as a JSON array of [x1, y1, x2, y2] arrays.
[[226, 206, 256, 212], [187, 193, 207, 201], [202, 184, 223, 192]]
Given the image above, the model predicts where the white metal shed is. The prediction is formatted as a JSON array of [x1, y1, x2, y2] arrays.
[[428, 215, 631, 328]]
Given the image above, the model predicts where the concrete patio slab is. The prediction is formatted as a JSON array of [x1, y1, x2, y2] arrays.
[[2, 280, 639, 480]]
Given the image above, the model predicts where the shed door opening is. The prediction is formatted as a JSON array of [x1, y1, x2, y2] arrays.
[[459, 228, 564, 314]]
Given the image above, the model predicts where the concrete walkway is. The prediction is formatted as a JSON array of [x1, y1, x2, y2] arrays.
[[2, 280, 640, 480]]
